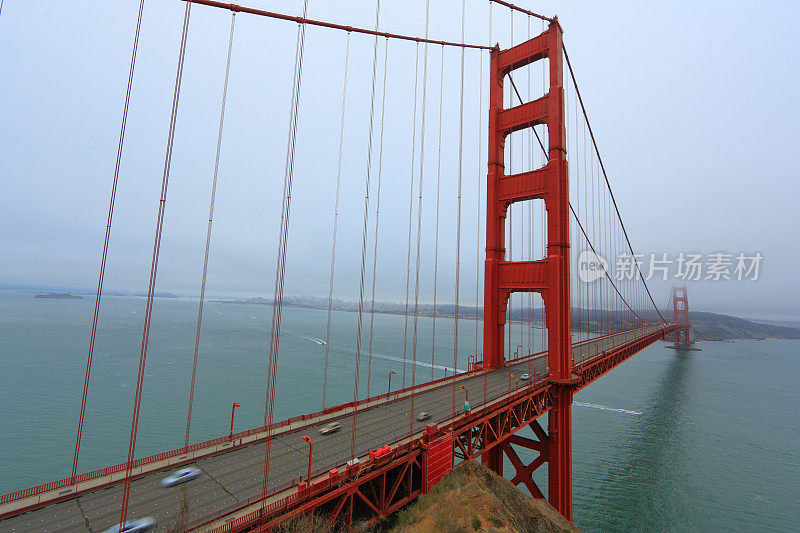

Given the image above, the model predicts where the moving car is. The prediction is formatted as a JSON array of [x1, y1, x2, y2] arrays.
[[319, 422, 342, 435], [160, 467, 201, 487], [520, 373, 531, 381], [102, 517, 156, 533], [415, 412, 431, 422]]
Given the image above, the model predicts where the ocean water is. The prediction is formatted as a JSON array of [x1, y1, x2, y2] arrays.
[[0, 290, 797, 531]]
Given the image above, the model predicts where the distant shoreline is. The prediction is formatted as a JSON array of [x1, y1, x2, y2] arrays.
[[33, 292, 82, 300], [216, 296, 800, 342], [7, 288, 798, 342]]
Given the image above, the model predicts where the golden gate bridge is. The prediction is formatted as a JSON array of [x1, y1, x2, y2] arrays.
[[0, 0, 693, 530]]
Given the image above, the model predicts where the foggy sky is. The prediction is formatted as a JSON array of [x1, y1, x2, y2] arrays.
[[1, 0, 798, 320]]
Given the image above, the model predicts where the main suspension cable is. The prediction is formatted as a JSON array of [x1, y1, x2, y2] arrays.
[[71, 0, 146, 484], [562, 44, 666, 322], [186, 0, 492, 50], [488, 0, 554, 23], [509, 69, 645, 325], [184, 11, 236, 448]]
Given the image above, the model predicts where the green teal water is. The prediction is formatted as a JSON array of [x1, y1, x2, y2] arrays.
[[0, 290, 797, 531]]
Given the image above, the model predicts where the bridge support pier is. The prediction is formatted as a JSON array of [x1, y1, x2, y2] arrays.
[[547, 386, 573, 518], [481, 436, 503, 476]]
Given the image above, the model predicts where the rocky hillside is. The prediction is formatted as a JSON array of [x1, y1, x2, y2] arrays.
[[379, 460, 578, 533]]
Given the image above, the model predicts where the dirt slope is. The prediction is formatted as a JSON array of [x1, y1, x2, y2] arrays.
[[379, 460, 579, 533]]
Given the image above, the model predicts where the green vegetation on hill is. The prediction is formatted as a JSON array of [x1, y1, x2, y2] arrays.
[[378, 460, 579, 533], [678, 311, 800, 341]]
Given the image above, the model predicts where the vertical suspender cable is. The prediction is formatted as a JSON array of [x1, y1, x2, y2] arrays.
[[262, 0, 309, 503], [452, 0, 466, 415], [71, 0, 146, 483], [119, 3, 191, 528], [401, 42, 421, 388], [475, 40, 484, 363], [322, 31, 352, 409], [507, 10, 513, 361], [366, 38, 389, 398], [484, 0, 492, 405], [573, 82, 581, 341], [526, 15, 532, 352], [352, 0, 382, 458], [430, 44, 444, 381], [410, 0, 431, 435], [184, 11, 236, 448]]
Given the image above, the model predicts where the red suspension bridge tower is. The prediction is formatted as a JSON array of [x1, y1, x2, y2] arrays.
[[484, 19, 576, 517], [672, 286, 692, 349]]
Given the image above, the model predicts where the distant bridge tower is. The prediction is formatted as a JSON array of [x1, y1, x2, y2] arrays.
[[672, 286, 692, 349]]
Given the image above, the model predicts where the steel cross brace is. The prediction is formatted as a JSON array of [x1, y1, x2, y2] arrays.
[[500, 419, 550, 499]]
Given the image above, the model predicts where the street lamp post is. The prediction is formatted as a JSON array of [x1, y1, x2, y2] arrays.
[[229, 402, 240, 441], [301, 435, 313, 485], [388, 370, 397, 396]]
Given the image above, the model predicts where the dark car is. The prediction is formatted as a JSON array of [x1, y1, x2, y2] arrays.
[[319, 422, 342, 435]]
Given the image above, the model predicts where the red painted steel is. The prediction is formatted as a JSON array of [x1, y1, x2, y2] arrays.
[[672, 286, 692, 348], [483, 19, 574, 519], [424, 432, 454, 492]]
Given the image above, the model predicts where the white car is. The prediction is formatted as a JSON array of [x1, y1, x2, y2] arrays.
[[415, 412, 431, 422], [160, 467, 201, 487], [520, 373, 531, 381], [103, 517, 156, 533]]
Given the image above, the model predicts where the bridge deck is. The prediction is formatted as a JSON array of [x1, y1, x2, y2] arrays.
[[0, 325, 664, 531]]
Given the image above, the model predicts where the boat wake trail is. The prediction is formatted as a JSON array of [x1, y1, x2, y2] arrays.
[[574, 401, 643, 415], [287, 331, 327, 345], [287, 331, 464, 373], [369, 351, 465, 374]]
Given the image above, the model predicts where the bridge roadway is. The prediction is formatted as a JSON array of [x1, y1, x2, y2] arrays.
[[0, 325, 663, 532]]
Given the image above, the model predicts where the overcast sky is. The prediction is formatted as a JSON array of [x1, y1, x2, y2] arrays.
[[1, 0, 798, 321]]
